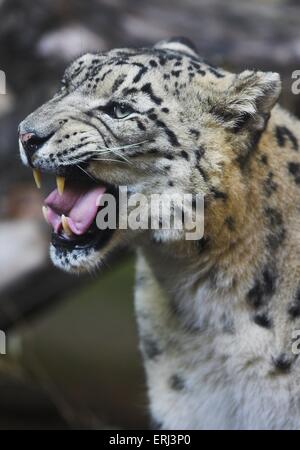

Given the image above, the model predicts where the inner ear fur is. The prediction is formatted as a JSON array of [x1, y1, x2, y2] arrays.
[[211, 70, 281, 131]]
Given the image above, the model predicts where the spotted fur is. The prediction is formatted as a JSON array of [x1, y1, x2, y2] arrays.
[[19, 38, 300, 429]]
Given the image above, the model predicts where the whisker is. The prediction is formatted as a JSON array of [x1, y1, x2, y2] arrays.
[[96, 140, 149, 153], [76, 164, 97, 181], [90, 158, 128, 164], [94, 146, 132, 164], [109, 149, 131, 164], [59, 140, 149, 167]]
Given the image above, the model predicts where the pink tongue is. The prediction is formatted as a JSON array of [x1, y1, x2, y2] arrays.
[[45, 185, 106, 235]]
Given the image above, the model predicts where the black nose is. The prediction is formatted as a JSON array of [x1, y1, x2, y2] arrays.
[[19, 132, 52, 164], [20, 132, 50, 154]]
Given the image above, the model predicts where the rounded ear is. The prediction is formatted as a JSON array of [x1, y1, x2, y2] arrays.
[[154, 37, 198, 57], [211, 70, 281, 131]]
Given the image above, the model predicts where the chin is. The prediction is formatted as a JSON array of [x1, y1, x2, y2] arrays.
[[49, 229, 123, 274]]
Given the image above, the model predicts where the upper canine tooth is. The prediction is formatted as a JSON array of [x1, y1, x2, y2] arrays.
[[33, 169, 42, 189], [42, 206, 49, 224], [56, 176, 65, 196], [61, 214, 72, 236]]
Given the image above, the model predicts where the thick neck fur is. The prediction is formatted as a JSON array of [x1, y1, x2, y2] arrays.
[[140, 104, 300, 336]]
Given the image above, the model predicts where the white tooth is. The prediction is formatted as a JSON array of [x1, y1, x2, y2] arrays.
[[42, 206, 49, 224], [56, 176, 65, 196], [33, 169, 42, 189], [61, 214, 72, 236]]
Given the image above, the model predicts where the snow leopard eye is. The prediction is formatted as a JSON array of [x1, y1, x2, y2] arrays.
[[104, 102, 135, 119]]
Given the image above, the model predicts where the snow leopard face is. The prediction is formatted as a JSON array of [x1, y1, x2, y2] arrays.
[[18, 37, 280, 273]]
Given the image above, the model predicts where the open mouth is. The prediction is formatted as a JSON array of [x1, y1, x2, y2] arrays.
[[36, 167, 117, 252]]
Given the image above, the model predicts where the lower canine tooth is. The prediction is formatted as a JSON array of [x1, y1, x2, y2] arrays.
[[56, 176, 65, 195], [61, 214, 72, 236], [42, 206, 49, 224], [33, 169, 42, 189]]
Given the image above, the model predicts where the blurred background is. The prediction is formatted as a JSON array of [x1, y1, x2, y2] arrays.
[[0, 0, 300, 430]]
